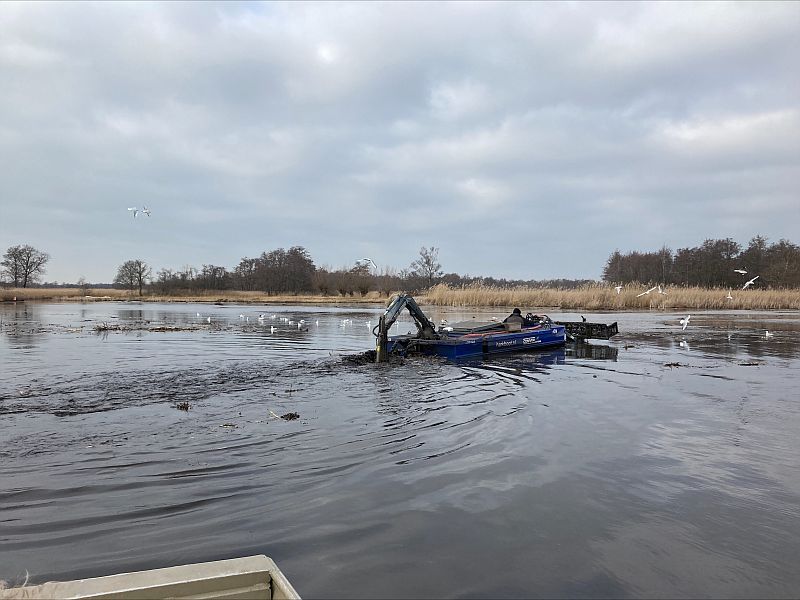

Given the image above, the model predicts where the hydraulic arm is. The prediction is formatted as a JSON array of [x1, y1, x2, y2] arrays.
[[375, 294, 438, 362]]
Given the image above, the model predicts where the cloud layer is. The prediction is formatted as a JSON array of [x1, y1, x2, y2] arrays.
[[1, 1, 798, 282]]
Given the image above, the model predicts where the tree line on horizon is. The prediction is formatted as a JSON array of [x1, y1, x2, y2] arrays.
[[3, 242, 595, 295], [142, 246, 594, 297], [9, 235, 796, 295], [603, 235, 800, 288]]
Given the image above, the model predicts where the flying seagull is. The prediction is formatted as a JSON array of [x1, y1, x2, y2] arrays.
[[657, 285, 667, 295], [127, 207, 138, 218], [726, 291, 733, 300], [614, 285, 622, 295], [680, 315, 691, 331], [141, 205, 151, 217], [359, 258, 378, 271], [636, 286, 658, 297], [742, 275, 759, 289], [734, 269, 747, 274]]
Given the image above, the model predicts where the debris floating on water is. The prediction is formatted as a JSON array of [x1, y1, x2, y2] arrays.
[[281, 412, 300, 421], [176, 402, 190, 411]]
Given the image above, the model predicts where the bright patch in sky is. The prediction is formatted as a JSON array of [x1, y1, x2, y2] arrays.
[[316, 44, 338, 64]]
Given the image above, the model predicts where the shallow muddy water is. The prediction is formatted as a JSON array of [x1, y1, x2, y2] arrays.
[[1, 302, 799, 598]]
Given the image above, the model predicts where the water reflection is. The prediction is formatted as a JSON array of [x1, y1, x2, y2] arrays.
[[1, 303, 800, 598], [0, 303, 44, 348]]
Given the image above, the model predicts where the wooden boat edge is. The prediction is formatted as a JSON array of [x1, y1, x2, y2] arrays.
[[0, 555, 300, 600]]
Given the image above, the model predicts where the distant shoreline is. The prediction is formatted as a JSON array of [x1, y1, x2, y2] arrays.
[[3, 285, 800, 310], [0, 288, 386, 305]]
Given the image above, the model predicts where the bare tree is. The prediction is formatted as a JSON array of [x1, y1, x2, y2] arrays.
[[2, 245, 50, 288], [409, 246, 443, 288], [348, 262, 372, 296], [114, 259, 151, 296], [76, 276, 91, 296], [603, 235, 800, 288]]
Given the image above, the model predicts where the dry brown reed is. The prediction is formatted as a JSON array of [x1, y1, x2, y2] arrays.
[[418, 283, 800, 311], [0, 288, 129, 302], [0, 287, 389, 304], [6, 284, 800, 310]]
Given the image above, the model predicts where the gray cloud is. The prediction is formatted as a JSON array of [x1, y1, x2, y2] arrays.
[[1, 1, 798, 282]]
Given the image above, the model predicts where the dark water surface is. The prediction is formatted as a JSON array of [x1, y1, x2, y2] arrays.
[[1, 302, 799, 598]]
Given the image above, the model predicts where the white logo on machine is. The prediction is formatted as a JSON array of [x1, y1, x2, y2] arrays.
[[523, 337, 540, 345], [495, 340, 517, 347]]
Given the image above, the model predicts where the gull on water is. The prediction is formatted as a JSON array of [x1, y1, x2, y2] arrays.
[[679, 315, 691, 331], [127, 207, 138, 218], [742, 275, 759, 289], [734, 269, 747, 274], [765, 330, 774, 338], [206, 316, 211, 323], [270, 326, 275, 333]]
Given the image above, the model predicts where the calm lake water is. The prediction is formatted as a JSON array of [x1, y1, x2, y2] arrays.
[[1, 302, 799, 598]]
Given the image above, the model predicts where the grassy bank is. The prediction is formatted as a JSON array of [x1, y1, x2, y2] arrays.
[[419, 283, 800, 310], [0, 287, 388, 304], [4, 284, 800, 310]]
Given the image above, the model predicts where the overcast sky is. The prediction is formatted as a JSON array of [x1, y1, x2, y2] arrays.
[[1, 1, 798, 283]]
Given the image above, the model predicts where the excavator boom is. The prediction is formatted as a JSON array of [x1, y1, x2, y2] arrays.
[[375, 294, 438, 362]]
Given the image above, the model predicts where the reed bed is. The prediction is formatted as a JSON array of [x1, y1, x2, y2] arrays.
[[143, 291, 386, 304], [419, 283, 800, 311], [0, 288, 129, 302], [5, 285, 800, 310], [0, 288, 388, 304]]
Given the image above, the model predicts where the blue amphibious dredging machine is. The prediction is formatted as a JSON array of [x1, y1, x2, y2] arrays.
[[373, 294, 619, 362]]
